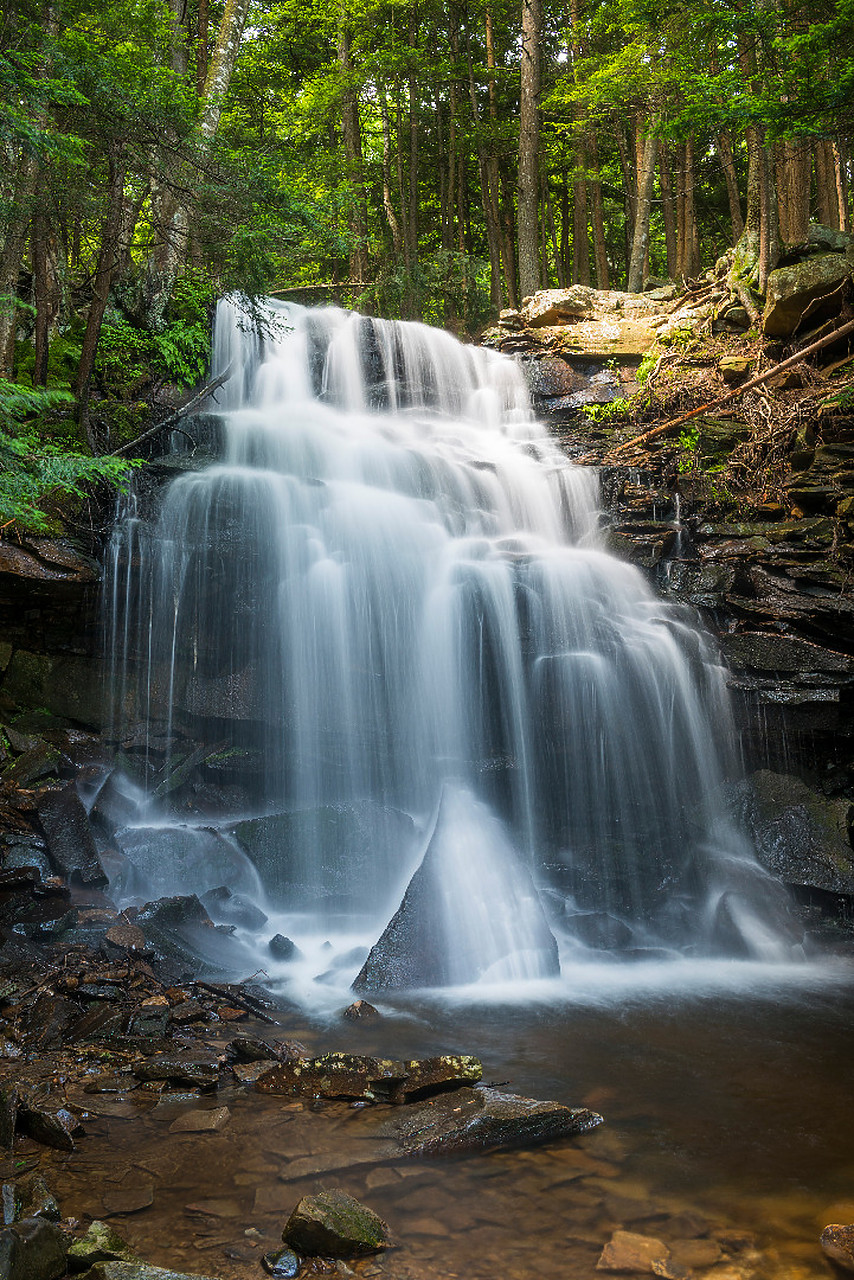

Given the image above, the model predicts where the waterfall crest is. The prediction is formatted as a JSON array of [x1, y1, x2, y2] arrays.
[[105, 297, 798, 993]]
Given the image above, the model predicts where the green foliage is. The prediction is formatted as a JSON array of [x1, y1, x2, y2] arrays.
[[579, 397, 633, 422], [0, 381, 136, 532]]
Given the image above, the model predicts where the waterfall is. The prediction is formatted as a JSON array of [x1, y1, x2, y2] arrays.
[[104, 296, 798, 993]]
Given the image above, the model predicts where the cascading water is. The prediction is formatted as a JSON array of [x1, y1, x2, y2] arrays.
[[104, 296, 798, 996]]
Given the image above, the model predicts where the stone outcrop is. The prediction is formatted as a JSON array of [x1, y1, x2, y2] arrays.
[[763, 248, 853, 336], [282, 1190, 390, 1258]]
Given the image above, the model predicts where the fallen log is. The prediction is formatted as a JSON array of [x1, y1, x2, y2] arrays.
[[598, 316, 854, 462], [109, 364, 233, 457]]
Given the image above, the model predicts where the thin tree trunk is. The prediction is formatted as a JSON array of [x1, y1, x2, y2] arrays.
[[338, 18, 369, 282], [32, 209, 51, 387], [834, 140, 851, 232], [380, 97, 402, 255], [517, 0, 542, 298], [75, 146, 127, 452], [627, 124, 658, 293], [588, 133, 609, 288], [815, 139, 840, 229], [659, 142, 678, 277], [716, 130, 745, 244], [465, 39, 503, 308]]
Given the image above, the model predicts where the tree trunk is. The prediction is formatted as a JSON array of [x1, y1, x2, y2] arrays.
[[517, 0, 542, 299], [466, 38, 503, 308], [834, 140, 851, 232], [626, 124, 657, 293], [572, 132, 590, 284], [716, 130, 745, 244], [338, 18, 369, 283], [75, 146, 127, 452], [588, 133, 609, 288], [380, 97, 402, 256], [815, 140, 840, 229], [659, 142, 678, 277], [31, 209, 52, 387], [775, 138, 810, 243]]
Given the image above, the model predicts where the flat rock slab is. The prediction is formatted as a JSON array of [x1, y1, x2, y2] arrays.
[[82, 1263, 221, 1280], [168, 1107, 230, 1134], [596, 1229, 670, 1272], [102, 1185, 155, 1216], [255, 1052, 481, 1102], [384, 1086, 604, 1157]]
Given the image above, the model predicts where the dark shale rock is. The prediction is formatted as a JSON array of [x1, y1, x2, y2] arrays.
[[16, 1093, 80, 1151], [353, 791, 559, 990], [35, 785, 106, 885], [821, 1224, 854, 1272], [384, 1085, 603, 1156], [7, 1174, 60, 1224], [342, 999, 380, 1022], [3, 745, 61, 789], [282, 1190, 390, 1258], [200, 886, 268, 931], [0, 1087, 16, 1152], [741, 770, 854, 896], [133, 1056, 220, 1090], [268, 935, 302, 962], [722, 632, 851, 674], [0, 1216, 67, 1280]]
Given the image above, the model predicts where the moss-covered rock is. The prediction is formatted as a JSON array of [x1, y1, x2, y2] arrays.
[[282, 1190, 390, 1258], [762, 254, 852, 336]]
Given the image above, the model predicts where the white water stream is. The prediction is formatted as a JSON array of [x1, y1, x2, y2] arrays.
[[104, 298, 800, 1001]]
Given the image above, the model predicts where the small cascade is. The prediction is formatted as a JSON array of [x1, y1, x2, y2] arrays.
[[104, 296, 799, 995]]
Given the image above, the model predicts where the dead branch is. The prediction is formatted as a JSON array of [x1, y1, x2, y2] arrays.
[[602, 316, 854, 460], [109, 364, 233, 457]]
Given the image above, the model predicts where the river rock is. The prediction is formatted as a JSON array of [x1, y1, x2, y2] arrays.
[[342, 999, 380, 1022], [741, 770, 854, 895], [0, 1087, 17, 1151], [133, 1055, 220, 1089], [282, 1190, 390, 1258], [384, 1085, 603, 1156], [268, 935, 301, 961], [9, 1174, 60, 1223], [80, 1263, 221, 1280], [353, 790, 559, 990], [261, 1248, 300, 1278], [0, 1217, 66, 1280], [167, 1106, 230, 1133], [596, 1229, 670, 1272], [762, 253, 853, 336], [67, 1221, 136, 1271], [821, 1223, 854, 1271], [255, 1052, 481, 1102], [200, 886, 267, 930], [16, 1093, 79, 1151]]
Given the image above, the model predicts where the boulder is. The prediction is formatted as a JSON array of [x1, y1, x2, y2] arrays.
[[36, 786, 106, 886], [1, 651, 110, 731], [66, 1222, 136, 1272], [741, 770, 854, 896], [522, 287, 595, 327], [386, 1085, 602, 1156], [762, 253, 852, 336], [282, 1190, 389, 1258], [200, 886, 268, 931], [342, 999, 380, 1022], [0, 1217, 66, 1280], [821, 1224, 854, 1272], [722, 632, 851, 674], [353, 788, 559, 990], [261, 1248, 300, 1278], [268, 935, 302, 962]]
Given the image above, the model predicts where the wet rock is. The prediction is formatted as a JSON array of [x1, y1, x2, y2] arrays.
[[668, 1238, 723, 1269], [568, 911, 634, 950], [4, 745, 61, 789], [722, 632, 851, 674], [167, 1106, 230, 1133], [261, 1247, 300, 1277], [256, 1053, 480, 1103], [101, 1184, 155, 1216], [133, 1056, 220, 1089], [342, 1000, 380, 1023], [67, 1221, 136, 1271], [742, 770, 854, 895], [35, 785, 106, 885], [763, 253, 853, 336], [596, 1229, 670, 1272], [1, 652, 109, 731], [386, 1085, 603, 1156], [0, 1216, 66, 1280], [282, 1190, 390, 1258], [112, 828, 259, 904], [821, 1223, 854, 1271], [80, 1263, 221, 1280], [8, 1174, 60, 1223], [133, 895, 253, 979], [200, 886, 268, 930], [718, 356, 751, 384], [353, 791, 559, 990], [268, 935, 301, 962], [16, 1094, 80, 1151], [227, 1036, 282, 1063], [0, 1086, 17, 1151], [103, 925, 149, 958]]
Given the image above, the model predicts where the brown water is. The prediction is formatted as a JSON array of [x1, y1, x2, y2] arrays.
[[31, 963, 854, 1280]]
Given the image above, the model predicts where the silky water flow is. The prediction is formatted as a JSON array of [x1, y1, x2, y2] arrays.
[[102, 296, 800, 1002]]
